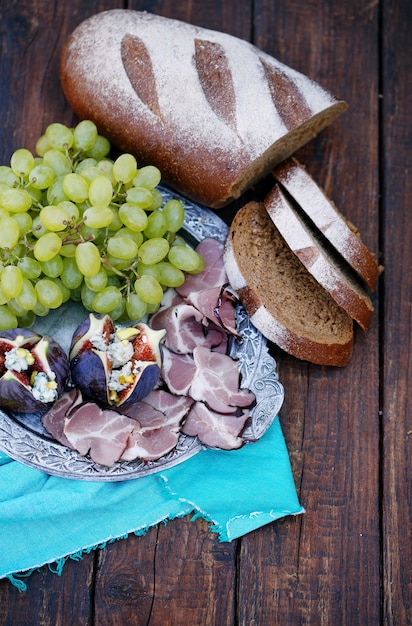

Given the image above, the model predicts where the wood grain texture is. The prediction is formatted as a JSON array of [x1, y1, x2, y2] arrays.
[[0, 0, 410, 624]]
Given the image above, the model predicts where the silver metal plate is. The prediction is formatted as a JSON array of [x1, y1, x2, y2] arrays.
[[0, 188, 284, 481]]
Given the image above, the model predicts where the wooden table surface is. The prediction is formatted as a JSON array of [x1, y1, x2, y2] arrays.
[[0, 0, 411, 624]]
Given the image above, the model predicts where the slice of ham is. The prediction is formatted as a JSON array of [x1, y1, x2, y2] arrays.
[[181, 401, 250, 450], [41, 388, 83, 449], [151, 302, 225, 354], [176, 238, 228, 297], [64, 403, 135, 466], [189, 346, 255, 414], [120, 424, 181, 462], [160, 347, 196, 395], [118, 389, 194, 427], [186, 285, 239, 336]]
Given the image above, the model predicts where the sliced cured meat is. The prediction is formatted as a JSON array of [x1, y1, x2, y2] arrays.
[[190, 346, 255, 414], [181, 401, 250, 450], [118, 389, 194, 427], [41, 388, 83, 449], [176, 238, 228, 297], [160, 347, 196, 395], [120, 423, 181, 462], [64, 402, 135, 466], [151, 302, 224, 354], [186, 285, 239, 336]]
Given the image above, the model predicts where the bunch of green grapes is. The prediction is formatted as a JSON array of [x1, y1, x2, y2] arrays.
[[0, 121, 204, 331]]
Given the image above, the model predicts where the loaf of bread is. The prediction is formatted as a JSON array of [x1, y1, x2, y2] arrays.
[[272, 158, 379, 290], [223, 201, 354, 366], [59, 10, 348, 208], [264, 184, 374, 331]]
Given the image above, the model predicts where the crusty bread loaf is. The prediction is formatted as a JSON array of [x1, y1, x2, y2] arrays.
[[264, 184, 374, 331], [223, 201, 354, 366], [272, 158, 379, 290], [59, 9, 348, 208]]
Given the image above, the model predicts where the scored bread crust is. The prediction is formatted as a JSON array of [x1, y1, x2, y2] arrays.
[[272, 158, 378, 289], [223, 201, 353, 366], [264, 184, 374, 331], [59, 9, 348, 209]]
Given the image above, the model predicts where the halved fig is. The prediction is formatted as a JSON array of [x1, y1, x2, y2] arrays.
[[69, 313, 166, 408], [0, 329, 69, 413]]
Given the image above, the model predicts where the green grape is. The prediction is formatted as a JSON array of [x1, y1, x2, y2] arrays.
[[39, 204, 70, 232], [0, 216, 20, 249], [13, 211, 33, 236], [144, 210, 167, 238], [145, 302, 160, 315], [79, 165, 104, 184], [106, 236, 138, 260], [7, 298, 27, 317], [60, 243, 77, 258], [133, 165, 161, 190], [126, 186, 153, 208], [18, 257, 42, 280], [106, 255, 131, 271], [40, 254, 64, 278], [96, 159, 115, 183], [84, 266, 108, 292], [0, 305, 18, 330], [75, 241, 101, 277], [16, 309, 36, 328], [73, 120, 98, 152], [118, 203, 148, 232], [113, 227, 144, 247], [0, 188, 32, 213], [33, 232, 62, 262], [86, 134, 111, 160], [139, 237, 169, 265], [110, 296, 126, 321], [75, 157, 97, 174], [88, 175, 113, 207], [15, 278, 37, 310], [92, 285, 122, 313], [43, 150, 72, 177], [69, 284, 82, 302], [1, 265, 23, 298], [35, 134, 52, 157], [0, 165, 19, 187], [163, 199, 185, 233], [31, 215, 48, 239], [146, 188, 164, 211], [35, 278, 63, 308], [62, 173, 89, 203], [61, 256, 84, 289], [49, 277, 71, 303], [27, 185, 44, 203], [0, 203, 9, 218], [136, 261, 160, 281], [28, 164, 55, 189], [0, 283, 8, 306], [60, 201, 80, 223], [32, 300, 50, 316], [113, 153, 137, 184], [134, 275, 164, 305], [106, 207, 123, 232], [168, 245, 203, 272], [126, 293, 147, 321], [46, 176, 70, 205], [83, 206, 114, 228], [157, 261, 185, 287], [45, 123, 74, 151], [80, 283, 96, 311], [10, 148, 34, 178]]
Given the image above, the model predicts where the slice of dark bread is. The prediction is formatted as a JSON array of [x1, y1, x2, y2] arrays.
[[272, 158, 379, 290], [264, 184, 374, 331], [223, 201, 353, 366]]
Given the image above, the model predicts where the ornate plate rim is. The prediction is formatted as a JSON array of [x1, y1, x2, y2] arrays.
[[0, 187, 284, 481]]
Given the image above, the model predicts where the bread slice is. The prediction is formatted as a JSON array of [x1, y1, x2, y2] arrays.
[[59, 10, 347, 208], [223, 201, 353, 366], [272, 158, 378, 290], [264, 184, 374, 331]]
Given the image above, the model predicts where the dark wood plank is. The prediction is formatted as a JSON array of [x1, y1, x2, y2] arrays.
[[381, 0, 412, 623], [237, 0, 382, 623]]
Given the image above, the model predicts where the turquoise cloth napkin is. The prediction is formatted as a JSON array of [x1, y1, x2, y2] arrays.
[[0, 417, 303, 590]]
